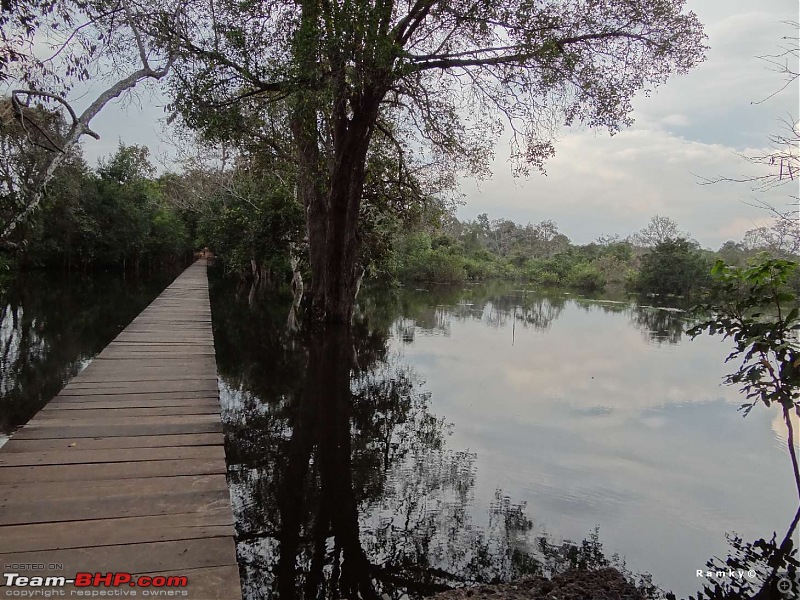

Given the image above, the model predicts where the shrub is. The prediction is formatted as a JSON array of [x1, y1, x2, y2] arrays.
[[568, 262, 607, 291], [633, 238, 711, 297]]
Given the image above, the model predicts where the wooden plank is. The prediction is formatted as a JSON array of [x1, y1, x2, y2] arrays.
[[10, 421, 223, 439], [42, 401, 222, 412], [95, 353, 219, 360], [52, 390, 220, 403], [0, 489, 233, 526], [0, 458, 227, 482], [93, 354, 218, 359], [1, 433, 224, 452], [68, 375, 219, 384], [77, 360, 218, 372], [0, 445, 225, 466], [0, 512, 235, 552], [58, 381, 219, 395], [0, 474, 229, 502], [74, 362, 213, 369], [24, 415, 221, 427], [0, 537, 239, 574], [32, 407, 221, 419]]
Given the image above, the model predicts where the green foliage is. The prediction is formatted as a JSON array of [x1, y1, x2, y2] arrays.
[[96, 144, 156, 184], [392, 233, 467, 283], [688, 257, 800, 415], [567, 262, 607, 291], [22, 143, 193, 268], [633, 238, 711, 297], [380, 217, 646, 291], [197, 171, 304, 279]]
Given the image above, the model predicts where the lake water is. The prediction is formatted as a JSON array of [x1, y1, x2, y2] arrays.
[[1, 267, 796, 598], [209, 273, 800, 599]]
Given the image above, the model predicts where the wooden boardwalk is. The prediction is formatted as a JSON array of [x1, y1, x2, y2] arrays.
[[0, 260, 242, 599]]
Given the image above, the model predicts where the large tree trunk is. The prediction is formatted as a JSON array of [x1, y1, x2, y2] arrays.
[[295, 93, 380, 324]]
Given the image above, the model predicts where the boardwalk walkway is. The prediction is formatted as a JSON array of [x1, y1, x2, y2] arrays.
[[0, 260, 242, 599]]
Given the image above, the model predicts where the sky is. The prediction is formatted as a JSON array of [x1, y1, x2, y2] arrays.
[[80, 0, 800, 249]]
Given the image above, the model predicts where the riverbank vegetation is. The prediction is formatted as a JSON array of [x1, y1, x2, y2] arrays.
[[2, 130, 798, 303], [186, 166, 800, 300]]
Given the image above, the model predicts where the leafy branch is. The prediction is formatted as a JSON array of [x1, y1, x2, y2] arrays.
[[689, 258, 800, 498]]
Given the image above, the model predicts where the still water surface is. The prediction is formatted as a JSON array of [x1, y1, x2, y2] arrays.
[[208, 273, 800, 599]]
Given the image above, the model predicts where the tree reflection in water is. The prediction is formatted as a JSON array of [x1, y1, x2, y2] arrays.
[[213, 276, 655, 599], [690, 505, 800, 600], [210, 274, 799, 599]]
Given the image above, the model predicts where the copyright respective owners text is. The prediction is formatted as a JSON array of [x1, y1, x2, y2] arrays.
[[696, 568, 799, 598], [2, 566, 191, 598]]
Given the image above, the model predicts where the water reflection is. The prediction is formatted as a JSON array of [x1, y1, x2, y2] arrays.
[[373, 284, 690, 346], [209, 274, 799, 599], [212, 278, 650, 598], [691, 505, 800, 599], [0, 268, 183, 434]]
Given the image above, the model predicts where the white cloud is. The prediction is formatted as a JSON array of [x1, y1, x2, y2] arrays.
[[661, 114, 690, 127], [458, 125, 788, 247], [454, 1, 798, 248]]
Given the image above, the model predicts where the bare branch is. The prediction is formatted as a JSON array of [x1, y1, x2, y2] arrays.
[[1, 1, 183, 243]]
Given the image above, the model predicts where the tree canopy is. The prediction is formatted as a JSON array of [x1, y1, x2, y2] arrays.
[[0, 0, 183, 247], [164, 0, 707, 322]]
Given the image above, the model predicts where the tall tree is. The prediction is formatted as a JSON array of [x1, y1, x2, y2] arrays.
[[630, 214, 687, 248], [170, 0, 707, 323]]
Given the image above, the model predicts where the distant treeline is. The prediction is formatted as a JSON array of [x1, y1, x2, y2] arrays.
[[3, 139, 797, 300], [380, 213, 800, 298], [2, 144, 195, 272]]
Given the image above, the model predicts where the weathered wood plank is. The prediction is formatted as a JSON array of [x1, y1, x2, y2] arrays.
[[42, 402, 222, 413], [76, 361, 218, 373], [1, 433, 224, 452], [0, 474, 229, 502], [58, 381, 219, 395], [23, 414, 221, 427], [0, 537, 239, 574], [0, 445, 225, 466], [52, 390, 220, 403], [10, 421, 223, 439], [0, 489, 232, 526], [67, 375, 219, 385], [0, 458, 227, 482], [33, 408, 221, 420], [78, 359, 215, 367], [1, 511, 235, 553]]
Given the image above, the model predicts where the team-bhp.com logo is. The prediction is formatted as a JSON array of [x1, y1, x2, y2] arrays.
[[4, 572, 189, 597]]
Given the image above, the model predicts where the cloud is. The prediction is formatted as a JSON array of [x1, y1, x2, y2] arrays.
[[631, 7, 798, 147], [458, 125, 787, 248], [661, 114, 690, 128], [454, 1, 798, 248]]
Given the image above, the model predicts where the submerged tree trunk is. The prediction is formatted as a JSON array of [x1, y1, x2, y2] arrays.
[[294, 91, 381, 324]]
